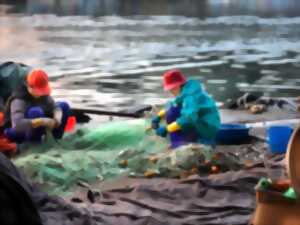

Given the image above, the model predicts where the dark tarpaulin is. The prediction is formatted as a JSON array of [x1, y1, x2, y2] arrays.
[[65, 168, 267, 225], [0, 150, 285, 225], [34, 166, 273, 225]]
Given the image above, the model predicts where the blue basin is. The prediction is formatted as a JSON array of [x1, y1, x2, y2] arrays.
[[216, 123, 250, 144]]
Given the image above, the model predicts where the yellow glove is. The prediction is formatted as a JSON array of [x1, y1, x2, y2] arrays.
[[157, 109, 166, 118], [151, 109, 166, 129], [31, 118, 44, 128], [32, 118, 58, 130], [167, 122, 181, 133]]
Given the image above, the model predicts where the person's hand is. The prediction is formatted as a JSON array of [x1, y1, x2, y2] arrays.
[[32, 118, 57, 130], [31, 118, 44, 128], [42, 118, 58, 130], [151, 116, 161, 129], [156, 126, 167, 137]]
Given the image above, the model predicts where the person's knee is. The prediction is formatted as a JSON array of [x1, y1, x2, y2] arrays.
[[51, 102, 70, 140], [166, 106, 181, 123], [4, 128, 25, 143], [56, 101, 70, 113], [4, 128, 14, 138], [26, 106, 45, 118]]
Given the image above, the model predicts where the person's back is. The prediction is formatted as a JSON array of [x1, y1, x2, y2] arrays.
[[0, 62, 31, 108], [0, 62, 31, 154], [174, 79, 220, 143]]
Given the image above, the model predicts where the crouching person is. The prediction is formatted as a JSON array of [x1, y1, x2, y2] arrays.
[[152, 70, 220, 149], [5, 69, 70, 143]]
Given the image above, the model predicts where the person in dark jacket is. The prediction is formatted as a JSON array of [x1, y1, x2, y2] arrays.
[[152, 70, 220, 149], [0, 62, 32, 151], [0, 62, 31, 111], [4, 68, 70, 143]]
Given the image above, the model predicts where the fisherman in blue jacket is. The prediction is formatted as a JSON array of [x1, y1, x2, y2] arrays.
[[152, 69, 220, 149]]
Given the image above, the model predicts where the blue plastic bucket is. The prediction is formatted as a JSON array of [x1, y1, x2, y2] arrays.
[[267, 125, 293, 154]]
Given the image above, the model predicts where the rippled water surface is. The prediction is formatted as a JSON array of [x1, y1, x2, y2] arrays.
[[1, 0, 300, 111]]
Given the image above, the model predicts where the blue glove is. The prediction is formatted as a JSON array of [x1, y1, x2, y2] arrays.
[[151, 116, 161, 129], [156, 126, 167, 137]]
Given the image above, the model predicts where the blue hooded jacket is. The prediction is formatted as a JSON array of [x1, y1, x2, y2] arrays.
[[168, 79, 220, 143]]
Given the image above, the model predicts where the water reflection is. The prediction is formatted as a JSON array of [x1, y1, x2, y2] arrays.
[[3, 0, 300, 17]]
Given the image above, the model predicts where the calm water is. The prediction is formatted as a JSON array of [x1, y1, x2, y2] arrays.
[[1, 0, 300, 111]]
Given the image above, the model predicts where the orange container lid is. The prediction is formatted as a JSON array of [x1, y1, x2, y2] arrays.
[[286, 125, 300, 195]]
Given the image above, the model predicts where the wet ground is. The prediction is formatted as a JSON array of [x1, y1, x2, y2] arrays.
[[0, 0, 300, 111]]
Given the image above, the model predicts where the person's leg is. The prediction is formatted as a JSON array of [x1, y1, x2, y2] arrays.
[[166, 105, 199, 149], [25, 106, 46, 142], [4, 106, 46, 143], [3, 128, 26, 143], [52, 101, 70, 139], [166, 105, 187, 149]]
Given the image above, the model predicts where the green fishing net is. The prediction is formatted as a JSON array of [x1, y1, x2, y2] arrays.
[[13, 119, 238, 195]]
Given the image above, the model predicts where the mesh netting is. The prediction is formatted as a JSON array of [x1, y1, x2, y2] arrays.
[[13, 119, 170, 194], [13, 119, 242, 196]]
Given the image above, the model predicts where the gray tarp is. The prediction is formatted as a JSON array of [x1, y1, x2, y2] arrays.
[[37, 153, 284, 225], [0, 143, 285, 225]]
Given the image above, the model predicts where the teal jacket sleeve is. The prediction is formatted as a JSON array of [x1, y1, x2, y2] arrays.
[[176, 93, 220, 140], [176, 95, 200, 129]]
